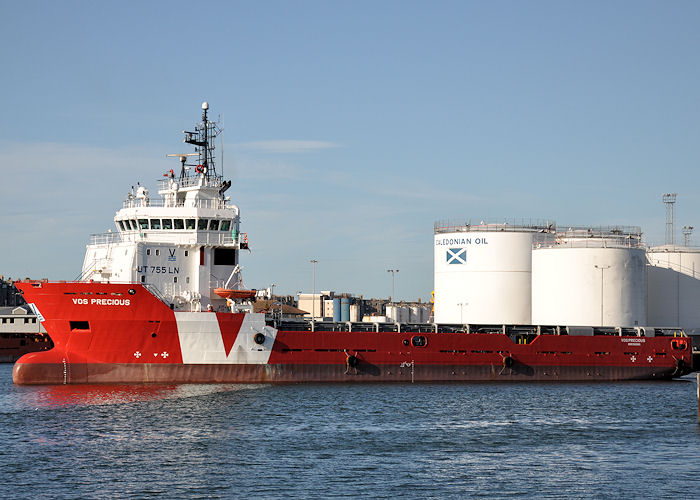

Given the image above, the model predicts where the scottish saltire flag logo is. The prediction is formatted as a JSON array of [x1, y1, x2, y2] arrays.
[[446, 247, 466, 264]]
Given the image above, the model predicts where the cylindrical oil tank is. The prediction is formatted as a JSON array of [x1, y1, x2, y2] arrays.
[[433, 221, 555, 324], [386, 304, 408, 323], [350, 304, 360, 323], [647, 245, 700, 329], [340, 298, 350, 322], [410, 306, 421, 323], [532, 229, 646, 326], [332, 298, 341, 322]]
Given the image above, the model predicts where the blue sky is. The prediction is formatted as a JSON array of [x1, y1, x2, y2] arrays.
[[2, 1, 700, 300]]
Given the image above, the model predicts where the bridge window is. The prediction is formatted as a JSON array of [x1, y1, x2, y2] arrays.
[[209, 219, 219, 231], [117, 220, 126, 231], [198, 219, 208, 230], [221, 220, 231, 231], [150, 219, 161, 230], [162, 219, 173, 230], [186, 219, 195, 229], [174, 219, 184, 230], [138, 219, 148, 230]]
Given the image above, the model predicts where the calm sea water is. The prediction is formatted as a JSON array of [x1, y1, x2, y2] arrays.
[[1, 363, 700, 498]]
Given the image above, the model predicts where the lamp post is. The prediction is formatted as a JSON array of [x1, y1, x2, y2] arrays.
[[387, 269, 399, 303], [310, 260, 318, 319], [269, 283, 276, 299], [594, 265, 611, 326]]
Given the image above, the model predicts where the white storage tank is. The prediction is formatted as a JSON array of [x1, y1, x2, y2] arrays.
[[433, 220, 555, 324], [410, 306, 422, 323], [647, 245, 700, 329], [386, 304, 409, 323], [350, 304, 361, 323], [532, 227, 646, 327]]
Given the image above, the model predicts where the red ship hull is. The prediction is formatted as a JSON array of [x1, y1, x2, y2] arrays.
[[12, 281, 694, 385]]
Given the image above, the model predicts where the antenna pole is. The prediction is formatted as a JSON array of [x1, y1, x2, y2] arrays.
[[221, 113, 224, 178], [202, 105, 209, 177]]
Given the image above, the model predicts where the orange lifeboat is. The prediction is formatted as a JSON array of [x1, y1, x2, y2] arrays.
[[213, 288, 257, 300]]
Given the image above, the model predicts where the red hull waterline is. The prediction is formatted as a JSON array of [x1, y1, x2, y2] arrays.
[[12, 281, 696, 385]]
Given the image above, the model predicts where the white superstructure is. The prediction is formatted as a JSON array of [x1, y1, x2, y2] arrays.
[[433, 221, 555, 324], [531, 227, 646, 327], [81, 103, 249, 312]]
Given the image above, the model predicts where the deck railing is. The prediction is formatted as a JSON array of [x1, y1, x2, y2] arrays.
[[88, 231, 237, 246]]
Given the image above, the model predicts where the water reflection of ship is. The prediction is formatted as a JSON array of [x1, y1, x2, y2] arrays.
[[19, 383, 259, 408]]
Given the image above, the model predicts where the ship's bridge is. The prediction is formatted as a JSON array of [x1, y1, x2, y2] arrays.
[[112, 171, 241, 247], [80, 102, 247, 311]]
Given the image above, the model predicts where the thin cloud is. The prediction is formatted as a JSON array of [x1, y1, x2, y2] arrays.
[[229, 157, 312, 180], [234, 140, 341, 154]]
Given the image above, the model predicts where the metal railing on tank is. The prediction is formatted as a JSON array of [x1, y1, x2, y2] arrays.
[[647, 257, 700, 278], [434, 217, 556, 234], [533, 225, 645, 249]]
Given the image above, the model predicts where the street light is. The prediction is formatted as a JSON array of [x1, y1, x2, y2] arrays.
[[269, 283, 276, 299], [310, 260, 318, 319], [387, 269, 399, 303], [594, 265, 611, 326]]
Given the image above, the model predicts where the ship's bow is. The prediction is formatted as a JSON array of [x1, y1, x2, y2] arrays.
[[13, 350, 68, 385]]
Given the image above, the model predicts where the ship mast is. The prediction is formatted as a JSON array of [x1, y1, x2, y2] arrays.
[[183, 101, 220, 180]]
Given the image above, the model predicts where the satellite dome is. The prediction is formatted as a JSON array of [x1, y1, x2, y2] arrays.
[[202, 101, 209, 110]]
